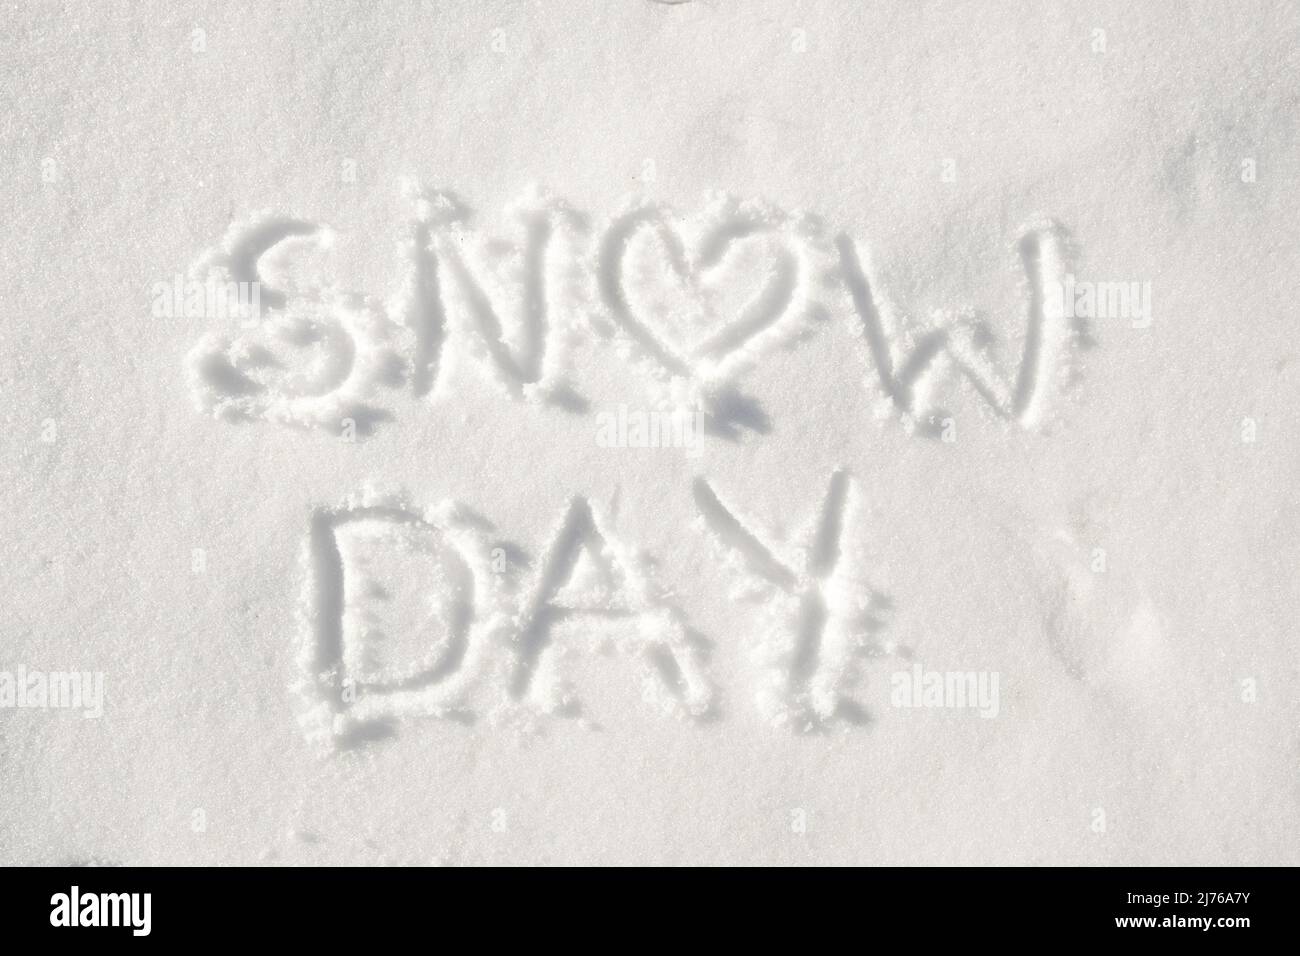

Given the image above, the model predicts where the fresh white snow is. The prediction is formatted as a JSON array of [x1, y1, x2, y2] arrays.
[[1, 0, 1297, 866]]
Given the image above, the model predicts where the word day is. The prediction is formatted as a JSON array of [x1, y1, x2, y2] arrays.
[[295, 470, 898, 744]]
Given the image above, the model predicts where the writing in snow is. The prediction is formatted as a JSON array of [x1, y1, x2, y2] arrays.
[[177, 185, 1147, 437]]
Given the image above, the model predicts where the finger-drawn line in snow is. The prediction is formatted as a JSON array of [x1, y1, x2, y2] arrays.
[[186, 213, 404, 436], [181, 185, 1084, 439], [294, 488, 506, 745], [294, 487, 710, 747], [595, 195, 833, 429], [507, 495, 711, 719], [835, 222, 1082, 434], [397, 183, 588, 406], [693, 469, 899, 730]]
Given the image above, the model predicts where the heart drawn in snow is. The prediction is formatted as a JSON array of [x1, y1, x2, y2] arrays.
[[597, 197, 824, 389]]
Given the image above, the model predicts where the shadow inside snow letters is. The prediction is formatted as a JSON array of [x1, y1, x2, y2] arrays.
[[177, 183, 1084, 442], [172, 184, 1090, 745], [295, 487, 711, 746], [293, 470, 909, 745]]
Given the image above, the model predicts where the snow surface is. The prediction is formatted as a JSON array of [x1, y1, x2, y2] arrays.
[[1, 0, 1297, 865]]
